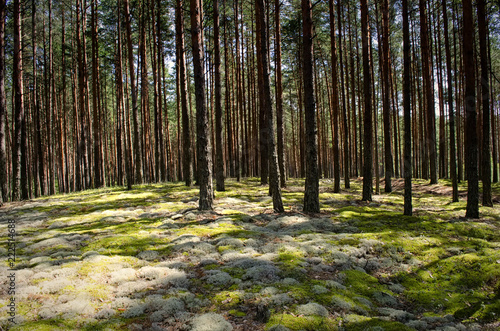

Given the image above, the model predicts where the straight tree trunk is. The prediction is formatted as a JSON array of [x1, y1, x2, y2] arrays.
[[190, 0, 214, 210], [257, 0, 284, 212], [403, 0, 412, 215], [361, 0, 373, 201], [177, 0, 194, 186], [382, 0, 393, 192], [329, 0, 340, 193], [0, 0, 6, 202], [91, 0, 103, 188], [256, 0, 269, 185], [338, 0, 350, 189], [463, 0, 479, 218], [275, 0, 286, 188], [442, 0, 458, 202], [214, 0, 225, 191], [11, 0, 24, 201], [302, 0, 319, 212], [420, 0, 438, 184], [124, 0, 142, 184], [477, 0, 492, 207]]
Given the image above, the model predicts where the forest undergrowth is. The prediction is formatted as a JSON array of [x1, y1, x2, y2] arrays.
[[0, 178, 499, 331]]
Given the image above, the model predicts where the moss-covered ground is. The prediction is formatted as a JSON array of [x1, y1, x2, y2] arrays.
[[0, 178, 499, 330]]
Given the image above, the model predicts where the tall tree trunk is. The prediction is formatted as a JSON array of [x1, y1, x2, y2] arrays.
[[124, 0, 142, 184], [361, 0, 373, 202], [257, 0, 284, 212], [275, 0, 286, 188], [0, 0, 6, 203], [214, 0, 225, 191], [382, 0, 393, 192], [256, 0, 268, 185], [338, 0, 350, 189], [190, 0, 213, 210], [177, 0, 193, 186], [91, 0, 103, 188], [32, 1, 45, 197], [302, 0, 319, 212], [403, 0, 412, 215], [477, 0, 492, 207], [442, 0, 458, 202], [329, 0, 340, 193], [12, 0, 24, 201], [463, 0, 479, 218], [420, 0, 437, 184]]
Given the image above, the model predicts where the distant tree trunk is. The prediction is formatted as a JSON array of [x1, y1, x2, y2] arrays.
[[329, 0, 340, 193], [403, 0, 412, 215], [0, 0, 5, 203], [361, 0, 373, 202], [256, 0, 268, 185], [382, 0, 393, 192], [302, 0, 319, 212], [338, 0, 350, 189], [420, 0, 437, 184], [255, 0, 283, 212], [91, 0, 103, 188], [190, 0, 213, 210], [463, 0, 479, 218], [177, 0, 193, 187], [477, 0, 492, 207], [12, 0, 24, 201], [275, 0, 286, 188], [124, 0, 142, 184], [214, 0, 225, 191], [442, 0, 458, 202]]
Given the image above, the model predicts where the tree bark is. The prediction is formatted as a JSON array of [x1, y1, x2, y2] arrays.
[[419, 0, 438, 184], [403, 0, 412, 215], [214, 0, 225, 191], [275, 0, 286, 188], [124, 0, 142, 184], [0, 0, 6, 202], [463, 0, 479, 218], [477, 0, 492, 207], [302, 0, 319, 212], [177, 0, 194, 186], [382, 0, 393, 192], [12, 0, 24, 201], [361, 0, 373, 202], [329, 0, 340, 194], [257, 0, 284, 212], [442, 0, 458, 202], [190, 0, 214, 210]]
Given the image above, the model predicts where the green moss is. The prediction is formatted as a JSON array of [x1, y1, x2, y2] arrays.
[[228, 309, 247, 317], [344, 316, 414, 331], [266, 313, 338, 331]]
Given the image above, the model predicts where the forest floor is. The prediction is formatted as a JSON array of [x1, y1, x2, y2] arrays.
[[0, 177, 499, 331]]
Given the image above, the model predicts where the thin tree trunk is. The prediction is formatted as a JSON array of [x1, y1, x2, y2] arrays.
[[91, 0, 103, 188], [361, 0, 373, 202], [177, 0, 193, 186], [190, 0, 213, 210], [0, 0, 6, 202], [257, 0, 284, 212], [124, 0, 142, 184], [12, 0, 24, 201], [420, 0, 437, 184], [442, 0, 458, 202], [463, 0, 479, 218], [302, 0, 319, 212], [403, 0, 412, 215], [477, 0, 492, 207], [275, 0, 286, 188], [214, 0, 224, 191], [329, 0, 340, 193], [382, 0, 393, 192]]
